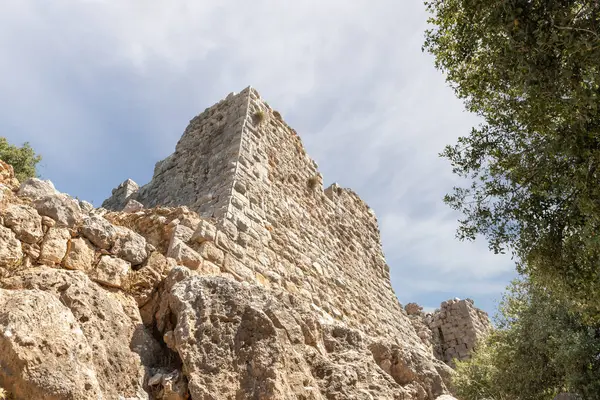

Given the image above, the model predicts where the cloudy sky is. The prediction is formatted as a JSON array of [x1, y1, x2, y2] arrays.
[[0, 0, 516, 316]]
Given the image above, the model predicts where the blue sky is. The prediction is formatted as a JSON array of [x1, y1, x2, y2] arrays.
[[1, 0, 516, 316]]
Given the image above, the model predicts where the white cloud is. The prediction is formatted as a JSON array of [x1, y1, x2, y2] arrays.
[[0, 0, 516, 313]]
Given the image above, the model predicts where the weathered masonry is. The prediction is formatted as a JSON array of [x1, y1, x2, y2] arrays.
[[104, 87, 418, 344]]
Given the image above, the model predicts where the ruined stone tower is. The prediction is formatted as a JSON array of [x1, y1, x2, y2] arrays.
[[0, 87, 494, 399], [104, 87, 417, 342]]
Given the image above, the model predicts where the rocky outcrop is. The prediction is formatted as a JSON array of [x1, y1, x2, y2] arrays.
[[151, 269, 450, 400], [1, 268, 155, 400], [0, 88, 479, 399]]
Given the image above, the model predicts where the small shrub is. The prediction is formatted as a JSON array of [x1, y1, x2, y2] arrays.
[[273, 110, 282, 121], [0, 137, 42, 182]]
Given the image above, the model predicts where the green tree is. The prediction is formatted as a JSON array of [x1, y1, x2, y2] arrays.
[[453, 279, 600, 400], [0, 137, 41, 182], [423, 1, 600, 319]]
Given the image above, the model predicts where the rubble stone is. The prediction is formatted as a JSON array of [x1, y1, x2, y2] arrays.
[[2, 204, 44, 244], [39, 226, 71, 265], [33, 193, 83, 228], [17, 178, 58, 200]]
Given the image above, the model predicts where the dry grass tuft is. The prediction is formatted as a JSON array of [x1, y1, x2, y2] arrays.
[[253, 110, 265, 125], [307, 175, 320, 190]]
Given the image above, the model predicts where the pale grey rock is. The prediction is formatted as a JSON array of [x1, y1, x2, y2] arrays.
[[17, 178, 58, 200], [112, 226, 148, 266], [123, 199, 144, 213], [0, 288, 103, 400], [2, 204, 43, 244], [33, 193, 83, 228], [79, 200, 95, 213], [155, 272, 445, 399], [81, 215, 119, 250], [0, 225, 23, 269], [422, 298, 492, 365], [39, 227, 71, 265], [169, 224, 195, 245]]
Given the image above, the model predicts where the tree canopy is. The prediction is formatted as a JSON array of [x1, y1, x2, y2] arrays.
[[0, 137, 41, 182], [452, 279, 600, 399], [424, 0, 600, 320]]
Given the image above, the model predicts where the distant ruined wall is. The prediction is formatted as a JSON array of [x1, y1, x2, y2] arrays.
[[103, 87, 419, 344], [430, 298, 491, 364], [406, 299, 492, 365]]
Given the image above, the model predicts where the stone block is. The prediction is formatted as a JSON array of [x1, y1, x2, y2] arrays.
[[63, 237, 96, 271], [198, 241, 224, 265], [191, 220, 217, 244], [0, 224, 23, 268], [3, 204, 44, 244], [167, 240, 203, 270], [39, 227, 71, 265], [92, 255, 131, 288]]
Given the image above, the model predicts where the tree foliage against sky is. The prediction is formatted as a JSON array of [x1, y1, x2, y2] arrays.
[[424, 0, 600, 319], [0, 137, 41, 182]]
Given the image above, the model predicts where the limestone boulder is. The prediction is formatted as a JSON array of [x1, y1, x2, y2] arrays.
[[0, 288, 103, 399], [92, 255, 131, 288], [127, 252, 176, 307], [123, 199, 144, 213], [2, 204, 44, 244], [79, 200, 95, 213], [39, 227, 71, 265], [17, 178, 58, 200], [154, 270, 444, 400], [63, 237, 96, 271], [33, 193, 83, 228], [112, 226, 149, 266], [0, 225, 22, 270], [1, 267, 156, 399], [80, 215, 119, 250], [191, 220, 217, 244]]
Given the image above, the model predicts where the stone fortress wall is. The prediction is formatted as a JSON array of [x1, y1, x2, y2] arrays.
[[103, 87, 420, 345], [0, 86, 494, 399]]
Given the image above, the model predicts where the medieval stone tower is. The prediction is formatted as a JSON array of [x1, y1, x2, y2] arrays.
[[103, 86, 418, 343], [0, 86, 494, 399]]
